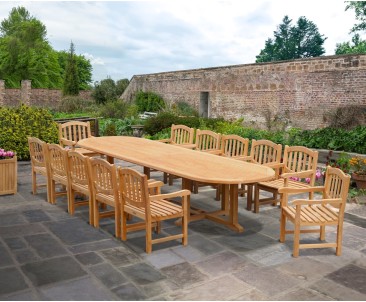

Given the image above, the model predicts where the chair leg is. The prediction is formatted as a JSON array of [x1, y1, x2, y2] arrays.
[[155, 222, 161, 234], [293, 222, 301, 257], [246, 184, 253, 211], [50, 180, 56, 204], [68, 189, 75, 215], [115, 203, 121, 239], [320, 226, 325, 241], [336, 223, 343, 256], [146, 221, 152, 254], [32, 171, 37, 194], [93, 200, 100, 228], [280, 210, 286, 243], [121, 210, 127, 241], [182, 201, 188, 246], [163, 172, 168, 184], [215, 185, 221, 201], [272, 191, 278, 206], [253, 185, 260, 213]]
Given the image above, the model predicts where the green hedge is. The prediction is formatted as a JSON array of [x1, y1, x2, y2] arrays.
[[144, 113, 366, 154], [0, 105, 59, 160]]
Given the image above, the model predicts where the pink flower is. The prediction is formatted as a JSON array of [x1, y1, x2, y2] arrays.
[[315, 170, 322, 179], [305, 178, 311, 183]]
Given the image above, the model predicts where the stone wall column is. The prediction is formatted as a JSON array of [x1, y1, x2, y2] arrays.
[[21, 80, 31, 105], [0, 80, 4, 106]]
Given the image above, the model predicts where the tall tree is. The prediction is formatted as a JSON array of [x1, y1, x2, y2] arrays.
[[256, 16, 327, 63], [57, 51, 92, 90], [92, 77, 117, 104], [63, 42, 79, 96], [0, 6, 62, 88]]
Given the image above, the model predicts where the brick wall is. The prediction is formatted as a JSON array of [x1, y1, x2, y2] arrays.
[[0, 80, 93, 107], [121, 54, 366, 129]]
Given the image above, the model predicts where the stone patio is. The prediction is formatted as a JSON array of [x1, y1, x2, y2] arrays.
[[0, 160, 365, 300]]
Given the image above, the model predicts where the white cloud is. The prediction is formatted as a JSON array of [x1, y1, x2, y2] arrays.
[[0, 0, 364, 82]]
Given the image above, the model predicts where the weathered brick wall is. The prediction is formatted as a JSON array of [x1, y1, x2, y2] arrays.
[[122, 54, 366, 129], [0, 80, 93, 107]]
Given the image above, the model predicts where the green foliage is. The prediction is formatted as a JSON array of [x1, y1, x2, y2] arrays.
[[92, 78, 117, 104], [98, 99, 129, 119], [134, 90, 166, 113], [0, 6, 63, 88], [99, 118, 135, 136], [0, 105, 58, 160], [57, 50, 92, 90], [346, 1, 366, 33], [335, 33, 366, 54], [256, 15, 326, 63], [172, 101, 199, 117], [116, 79, 130, 96], [56, 96, 97, 114], [63, 42, 79, 96]]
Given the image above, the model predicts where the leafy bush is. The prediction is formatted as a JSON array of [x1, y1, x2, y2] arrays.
[[0, 105, 59, 160], [56, 96, 97, 114], [99, 118, 138, 136], [98, 99, 129, 119], [134, 90, 166, 113], [172, 101, 199, 117]]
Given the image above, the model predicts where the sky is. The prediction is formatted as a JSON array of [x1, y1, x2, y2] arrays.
[[0, 0, 363, 83]]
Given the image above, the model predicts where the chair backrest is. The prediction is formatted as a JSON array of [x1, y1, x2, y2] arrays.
[[28, 137, 46, 168], [118, 167, 150, 209], [58, 121, 92, 148], [250, 139, 282, 165], [67, 151, 90, 189], [324, 166, 351, 211], [221, 135, 249, 158], [282, 145, 319, 185], [171, 124, 194, 145], [46, 143, 68, 179], [88, 157, 118, 199], [195, 129, 221, 152]]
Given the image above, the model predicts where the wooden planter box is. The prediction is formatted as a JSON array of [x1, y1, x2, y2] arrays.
[[0, 156, 17, 195]]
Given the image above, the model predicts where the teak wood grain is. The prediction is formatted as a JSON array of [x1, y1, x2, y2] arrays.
[[78, 136, 275, 232]]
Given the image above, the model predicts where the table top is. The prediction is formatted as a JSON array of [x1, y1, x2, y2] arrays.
[[78, 136, 275, 184]]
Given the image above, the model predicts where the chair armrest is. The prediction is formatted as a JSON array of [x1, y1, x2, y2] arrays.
[[147, 179, 164, 194], [158, 139, 171, 143], [176, 143, 196, 149], [60, 138, 77, 147], [279, 186, 325, 194], [292, 198, 342, 206], [149, 189, 191, 201], [236, 155, 253, 162], [201, 150, 222, 155], [265, 162, 284, 169], [281, 170, 314, 179]]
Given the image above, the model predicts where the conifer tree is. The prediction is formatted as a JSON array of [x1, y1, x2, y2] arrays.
[[63, 41, 79, 95]]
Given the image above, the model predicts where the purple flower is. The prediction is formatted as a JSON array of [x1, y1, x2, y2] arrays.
[[305, 177, 311, 184]]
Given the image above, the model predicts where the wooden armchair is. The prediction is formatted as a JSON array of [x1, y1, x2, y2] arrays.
[[58, 121, 97, 156], [254, 145, 318, 213], [158, 124, 195, 185], [87, 157, 121, 238], [159, 124, 195, 147], [193, 129, 222, 195], [67, 151, 93, 224], [118, 167, 190, 253], [45, 143, 69, 205], [195, 129, 222, 155], [278, 166, 351, 257], [217, 135, 250, 201], [245, 139, 283, 211], [28, 137, 49, 199]]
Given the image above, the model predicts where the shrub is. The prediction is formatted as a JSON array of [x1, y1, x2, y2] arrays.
[[0, 105, 59, 160], [134, 90, 166, 112], [98, 99, 129, 119], [56, 96, 96, 114]]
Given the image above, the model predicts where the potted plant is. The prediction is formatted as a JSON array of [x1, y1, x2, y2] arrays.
[[349, 156, 366, 189], [0, 148, 17, 195], [130, 117, 145, 137]]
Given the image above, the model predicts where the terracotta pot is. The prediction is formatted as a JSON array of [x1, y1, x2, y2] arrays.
[[352, 172, 366, 189]]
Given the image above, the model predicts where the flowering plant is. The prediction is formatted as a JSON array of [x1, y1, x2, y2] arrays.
[[289, 169, 323, 184], [349, 157, 366, 176], [0, 148, 15, 160]]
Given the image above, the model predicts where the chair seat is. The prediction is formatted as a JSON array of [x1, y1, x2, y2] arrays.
[[258, 179, 311, 190], [126, 199, 183, 220], [283, 205, 339, 225], [53, 174, 68, 185]]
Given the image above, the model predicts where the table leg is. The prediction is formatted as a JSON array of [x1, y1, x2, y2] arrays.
[[106, 156, 114, 164], [143, 167, 151, 178]]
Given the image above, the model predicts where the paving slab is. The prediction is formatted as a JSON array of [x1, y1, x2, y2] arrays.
[[326, 264, 366, 294], [161, 262, 208, 288], [74, 251, 104, 266], [0, 267, 29, 295], [89, 262, 128, 289], [21, 256, 87, 287], [22, 209, 51, 223], [112, 282, 147, 301], [100, 247, 141, 267], [0, 242, 14, 267], [120, 262, 166, 285], [24, 233, 68, 258]]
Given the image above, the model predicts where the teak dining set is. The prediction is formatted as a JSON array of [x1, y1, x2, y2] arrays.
[[28, 121, 351, 257]]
